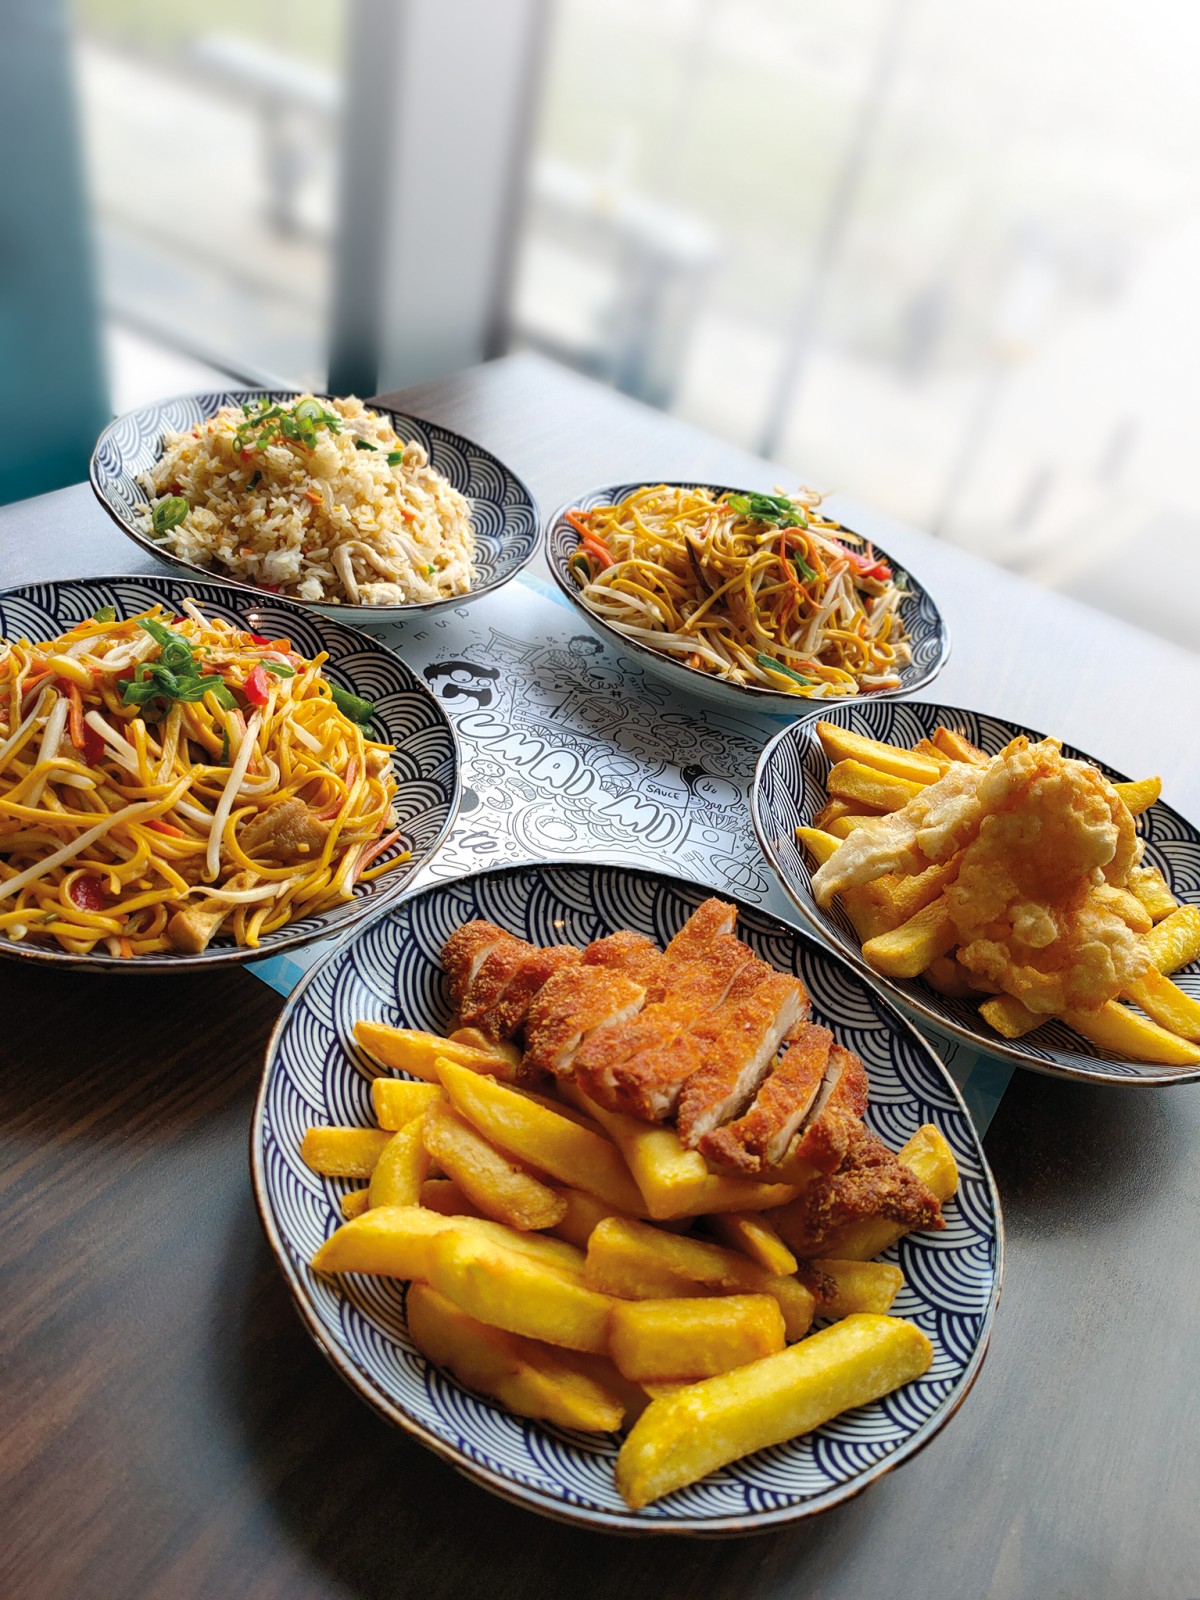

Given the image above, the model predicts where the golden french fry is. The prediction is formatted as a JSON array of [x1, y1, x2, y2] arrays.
[[608, 1294, 786, 1384], [848, 857, 963, 943], [814, 797, 878, 832], [827, 759, 925, 814], [312, 1205, 586, 1280], [585, 1218, 814, 1340], [814, 721, 941, 786], [911, 737, 952, 771], [406, 1283, 625, 1432], [549, 1187, 637, 1251], [427, 1225, 613, 1353], [436, 1061, 644, 1214], [795, 825, 842, 866], [448, 1028, 523, 1072], [615, 1314, 933, 1509], [371, 1078, 445, 1130], [1127, 865, 1177, 923], [1113, 777, 1161, 816], [1064, 1000, 1200, 1064], [1123, 968, 1200, 1042], [563, 1085, 709, 1220], [687, 1174, 800, 1216], [861, 897, 957, 979], [368, 1114, 432, 1208], [1143, 906, 1200, 975], [419, 1177, 489, 1218], [932, 727, 987, 765], [810, 1259, 904, 1318], [1093, 884, 1153, 935], [786, 1126, 958, 1261], [709, 1212, 798, 1278], [422, 1100, 566, 1231], [826, 812, 887, 839], [840, 883, 896, 943], [301, 1126, 393, 1179], [978, 993, 1041, 1039], [355, 1021, 521, 1083], [341, 1189, 370, 1220]]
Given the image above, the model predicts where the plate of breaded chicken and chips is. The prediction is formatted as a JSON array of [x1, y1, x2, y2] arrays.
[[253, 862, 1000, 1533]]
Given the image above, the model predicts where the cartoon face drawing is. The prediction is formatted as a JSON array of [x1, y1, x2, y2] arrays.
[[424, 659, 500, 708]]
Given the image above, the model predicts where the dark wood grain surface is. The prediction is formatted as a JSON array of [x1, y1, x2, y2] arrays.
[[1, 354, 1198, 1600]]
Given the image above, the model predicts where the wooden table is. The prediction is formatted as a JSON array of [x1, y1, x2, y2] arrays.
[[2, 353, 1198, 1600]]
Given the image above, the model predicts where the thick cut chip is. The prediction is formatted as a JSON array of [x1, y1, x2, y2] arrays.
[[312, 1205, 586, 1280], [1063, 1000, 1200, 1065], [371, 1078, 445, 1130], [795, 825, 841, 866], [1112, 777, 1161, 816], [419, 1177, 489, 1218], [1127, 866, 1177, 923], [614, 1313, 933, 1510], [563, 1084, 709, 1219], [862, 897, 957, 979], [354, 1021, 521, 1083], [826, 759, 926, 813], [1142, 906, 1200, 976], [421, 1100, 567, 1231], [1124, 968, 1200, 1042], [426, 1226, 613, 1353], [301, 1126, 393, 1179], [806, 1258, 904, 1318], [406, 1283, 625, 1432], [608, 1294, 786, 1384], [814, 721, 941, 786], [710, 1213, 799, 1277], [979, 993, 1040, 1039], [932, 727, 987, 765], [585, 1217, 814, 1340], [549, 1187, 637, 1251], [814, 796, 880, 831], [341, 1189, 371, 1219], [435, 1061, 644, 1213], [368, 1115, 432, 1208]]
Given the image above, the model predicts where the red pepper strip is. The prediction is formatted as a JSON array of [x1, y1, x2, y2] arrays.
[[21, 672, 50, 704], [243, 663, 271, 707], [354, 828, 401, 882], [82, 722, 108, 766], [69, 875, 107, 912], [826, 538, 892, 582], [245, 632, 272, 647], [66, 682, 85, 750], [145, 819, 186, 838]]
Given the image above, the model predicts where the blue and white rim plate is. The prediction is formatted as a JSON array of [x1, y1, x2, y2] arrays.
[[544, 484, 949, 718], [90, 389, 540, 620], [0, 575, 460, 972], [752, 700, 1200, 1085], [252, 859, 1002, 1535]]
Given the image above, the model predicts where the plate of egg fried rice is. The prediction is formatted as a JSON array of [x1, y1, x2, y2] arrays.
[[90, 390, 540, 619]]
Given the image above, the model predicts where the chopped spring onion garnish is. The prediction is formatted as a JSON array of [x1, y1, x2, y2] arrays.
[[755, 652, 812, 687], [329, 684, 375, 727], [234, 397, 342, 454], [151, 496, 190, 534], [355, 438, 378, 451], [725, 491, 807, 529], [262, 661, 296, 678], [387, 449, 405, 466]]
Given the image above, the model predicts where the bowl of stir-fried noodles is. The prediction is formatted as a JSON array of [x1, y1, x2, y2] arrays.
[[545, 483, 947, 714], [0, 575, 459, 970]]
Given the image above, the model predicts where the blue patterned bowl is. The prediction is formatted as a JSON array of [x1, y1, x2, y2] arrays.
[[0, 575, 459, 972], [253, 860, 1001, 1534], [544, 484, 948, 716], [752, 700, 1200, 1085], [90, 390, 539, 620]]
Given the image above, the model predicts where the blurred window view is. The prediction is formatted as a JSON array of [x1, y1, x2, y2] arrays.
[[70, 0, 1200, 652]]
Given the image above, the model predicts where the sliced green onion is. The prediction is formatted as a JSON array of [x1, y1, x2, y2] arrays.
[[92, 605, 117, 623], [294, 398, 325, 422], [386, 449, 405, 466], [355, 438, 378, 451], [262, 660, 296, 678], [755, 651, 812, 687], [792, 551, 816, 583], [151, 495, 189, 534]]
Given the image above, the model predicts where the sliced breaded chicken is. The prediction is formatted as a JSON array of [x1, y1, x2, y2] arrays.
[[441, 921, 516, 1012], [675, 972, 811, 1149], [700, 1022, 833, 1173], [664, 897, 737, 962], [572, 937, 757, 1119], [784, 1044, 870, 1173], [581, 929, 670, 996], [460, 940, 582, 1040], [523, 967, 647, 1078], [771, 1122, 944, 1255]]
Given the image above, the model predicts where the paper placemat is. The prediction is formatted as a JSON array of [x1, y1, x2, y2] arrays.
[[252, 574, 1012, 1133]]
